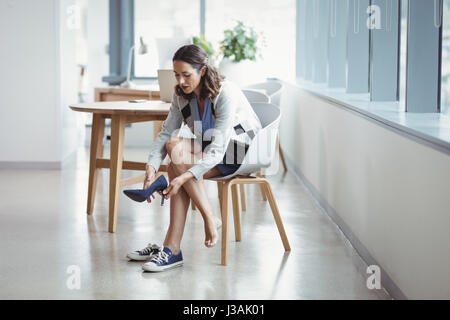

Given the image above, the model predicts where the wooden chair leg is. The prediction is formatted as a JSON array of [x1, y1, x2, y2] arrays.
[[221, 181, 231, 266], [108, 115, 126, 233], [87, 114, 105, 215], [231, 184, 241, 242], [217, 181, 223, 212], [239, 184, 246, 211], [262, 180, 291, 251], [257, 172, 267, 201], [278, 135, 288, 173]]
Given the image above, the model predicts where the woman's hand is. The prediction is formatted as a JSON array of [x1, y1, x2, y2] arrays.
[[163, 172, 194, 199], [143, 165, 157, 203]]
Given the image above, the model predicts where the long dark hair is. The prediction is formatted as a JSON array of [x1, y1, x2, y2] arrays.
[[173, 44, 224, 101]]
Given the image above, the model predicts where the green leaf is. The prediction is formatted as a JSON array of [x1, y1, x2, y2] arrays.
[[219, 21, 262, 62]]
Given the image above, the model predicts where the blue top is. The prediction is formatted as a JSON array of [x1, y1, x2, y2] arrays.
[[194, 97, 215, 139], [193, 96, 239, 176]]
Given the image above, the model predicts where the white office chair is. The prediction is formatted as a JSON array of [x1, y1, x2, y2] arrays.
[[208, 102, 291, 265], [242, 89, 271, 104], [244, 81, 287, 173], [244, 81, 283, 107]]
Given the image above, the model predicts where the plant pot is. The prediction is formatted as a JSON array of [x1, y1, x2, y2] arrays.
[[219, 58, 265, 87]]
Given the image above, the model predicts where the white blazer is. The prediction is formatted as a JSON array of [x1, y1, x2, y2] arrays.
[[147, 81, 262, 180]]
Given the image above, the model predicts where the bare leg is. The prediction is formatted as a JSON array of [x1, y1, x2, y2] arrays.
[[166, 138, 222, 248], [162, 162, 190, 254]]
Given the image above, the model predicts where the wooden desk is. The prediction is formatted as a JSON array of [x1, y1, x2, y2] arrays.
[[70, 100, 170, 233], [94, 87, 160, 102], [94, 87, 164, 138]]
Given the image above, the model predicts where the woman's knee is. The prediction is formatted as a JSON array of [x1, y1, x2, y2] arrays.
[[167, 138, 194, 165], [165, 138, 182, 154]]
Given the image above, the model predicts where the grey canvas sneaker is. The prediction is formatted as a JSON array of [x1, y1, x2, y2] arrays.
[[126, 243, 162, 261]]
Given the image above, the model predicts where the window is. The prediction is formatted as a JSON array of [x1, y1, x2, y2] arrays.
[[441, 0, 450, 115], [133, 0, 200, 78], [295, 0, 449, 114], [108, 0, 295, 83], [369, 0, 400, 101], [205, 0, 296, 81], [406, 0, 441, 112], [399, 0, 408, 110]]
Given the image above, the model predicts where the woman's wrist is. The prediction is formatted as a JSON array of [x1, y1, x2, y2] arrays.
[[181, 171, 195, 182], [146, 164, 156, 174]]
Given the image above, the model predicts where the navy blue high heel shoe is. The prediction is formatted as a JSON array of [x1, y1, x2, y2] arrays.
[[123, 175, 169, 205]]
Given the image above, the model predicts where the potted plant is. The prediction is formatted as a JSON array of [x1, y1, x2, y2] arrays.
[[219, 21, 264, 86], [192, 34, 217, 66]]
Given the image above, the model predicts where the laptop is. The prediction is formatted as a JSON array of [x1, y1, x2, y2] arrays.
[[158, 69, 178, 103]]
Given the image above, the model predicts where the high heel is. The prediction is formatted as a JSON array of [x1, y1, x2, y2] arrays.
[[123, 175, 168, 205]]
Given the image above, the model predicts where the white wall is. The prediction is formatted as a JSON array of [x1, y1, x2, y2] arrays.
[[85, 0, 109, 103], [279, 83, 450, 299], [0, 0, 81, 167], [0, 0, 59, 164], [60, 0, 84, 162], [83, 0, 156, 149]]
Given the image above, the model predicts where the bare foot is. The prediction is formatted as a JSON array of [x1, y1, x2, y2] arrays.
[[215, 215, 222, 230], [204, 215, 222, 248]]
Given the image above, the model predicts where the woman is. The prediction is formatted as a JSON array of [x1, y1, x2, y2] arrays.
[[127, 45, 262, 272]]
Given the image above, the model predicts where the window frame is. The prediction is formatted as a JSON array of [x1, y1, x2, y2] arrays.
[[296, 0, 445, 113], [294, 0, 450, 157], [132, 0, 205, 81]]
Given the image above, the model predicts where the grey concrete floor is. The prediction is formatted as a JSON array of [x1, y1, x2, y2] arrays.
[[0, 146, 391, 300]]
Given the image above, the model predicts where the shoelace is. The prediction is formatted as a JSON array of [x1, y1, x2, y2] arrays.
[[139, 244, 160, 256], [150, 251, 169, 264]]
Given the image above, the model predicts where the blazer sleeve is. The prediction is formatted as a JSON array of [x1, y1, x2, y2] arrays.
[[147, 95, 183, 172], [188, 91, 236, 180]]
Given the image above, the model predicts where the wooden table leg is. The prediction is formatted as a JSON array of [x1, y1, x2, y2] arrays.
[[153, 121, 163, 139], [109, 115, 126, 233], [87, 114, 105, 215]]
